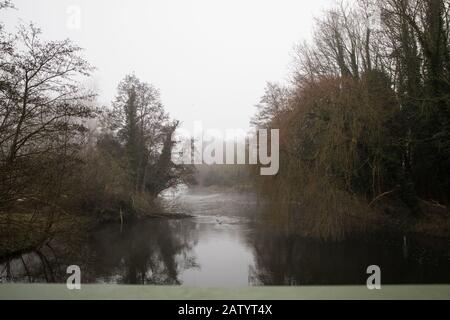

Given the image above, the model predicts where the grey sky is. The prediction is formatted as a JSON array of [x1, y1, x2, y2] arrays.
[[2, 0, 332, 132]]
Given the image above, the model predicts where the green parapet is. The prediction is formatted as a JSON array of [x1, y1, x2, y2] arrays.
[[0, 284, 449, 300]]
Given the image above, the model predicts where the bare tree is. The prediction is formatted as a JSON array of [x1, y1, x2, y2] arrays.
[[0, 24, 97, 208], [251, 82, 291, 128]]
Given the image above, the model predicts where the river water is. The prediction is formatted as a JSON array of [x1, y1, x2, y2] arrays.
[[1, 187, 449, 285]]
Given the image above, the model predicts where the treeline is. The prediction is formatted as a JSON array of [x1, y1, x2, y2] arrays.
[[0, 2, 187, 255], [193, 164, 252, 189], [78, 74, 190, 220], [252, 0, 450, 240]]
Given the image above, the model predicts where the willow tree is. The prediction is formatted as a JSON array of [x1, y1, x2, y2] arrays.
[[251, 0, 450, 240]]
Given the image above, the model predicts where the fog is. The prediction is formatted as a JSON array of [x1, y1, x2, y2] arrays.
[[1, 0, 332, 131]]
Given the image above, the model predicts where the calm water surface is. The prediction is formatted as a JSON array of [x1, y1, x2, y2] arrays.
[[1, 188, 449, 285]]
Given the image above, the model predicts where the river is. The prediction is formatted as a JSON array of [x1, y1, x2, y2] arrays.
[[1, 187, 449, 285]]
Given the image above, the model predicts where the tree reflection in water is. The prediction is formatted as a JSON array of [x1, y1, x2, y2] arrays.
[[0, 218, 199, 285], [248, 223, 450, 285], [1, 199, 449, 286]]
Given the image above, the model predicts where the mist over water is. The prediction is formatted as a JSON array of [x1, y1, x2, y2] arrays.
[[1, 187, 449, 286]]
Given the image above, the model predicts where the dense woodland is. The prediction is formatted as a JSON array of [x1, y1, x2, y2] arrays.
[[0, 0, 449, 258], [251, 0, 450, 240]]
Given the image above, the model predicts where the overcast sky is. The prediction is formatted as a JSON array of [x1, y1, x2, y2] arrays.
[[2, 0, 332, 132]]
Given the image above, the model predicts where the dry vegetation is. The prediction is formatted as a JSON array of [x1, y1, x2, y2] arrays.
[[252, 0, 450, 241], [0, 2, 191, 257]]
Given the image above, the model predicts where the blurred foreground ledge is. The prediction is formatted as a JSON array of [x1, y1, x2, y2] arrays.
[[0, 284, 449, 300]]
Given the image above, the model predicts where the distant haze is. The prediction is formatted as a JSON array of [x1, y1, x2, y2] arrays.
[[2, 0, 332, 132]]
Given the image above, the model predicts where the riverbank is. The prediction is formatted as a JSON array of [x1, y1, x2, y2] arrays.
[[185, 186, 450, 241], [0, 212, 88, 260], [375, 198, 450, 240], [0, 208, 193, 260], [250, 181, 450, 242], [1, 186, 449, 261], [1, 188, 449, 286]]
